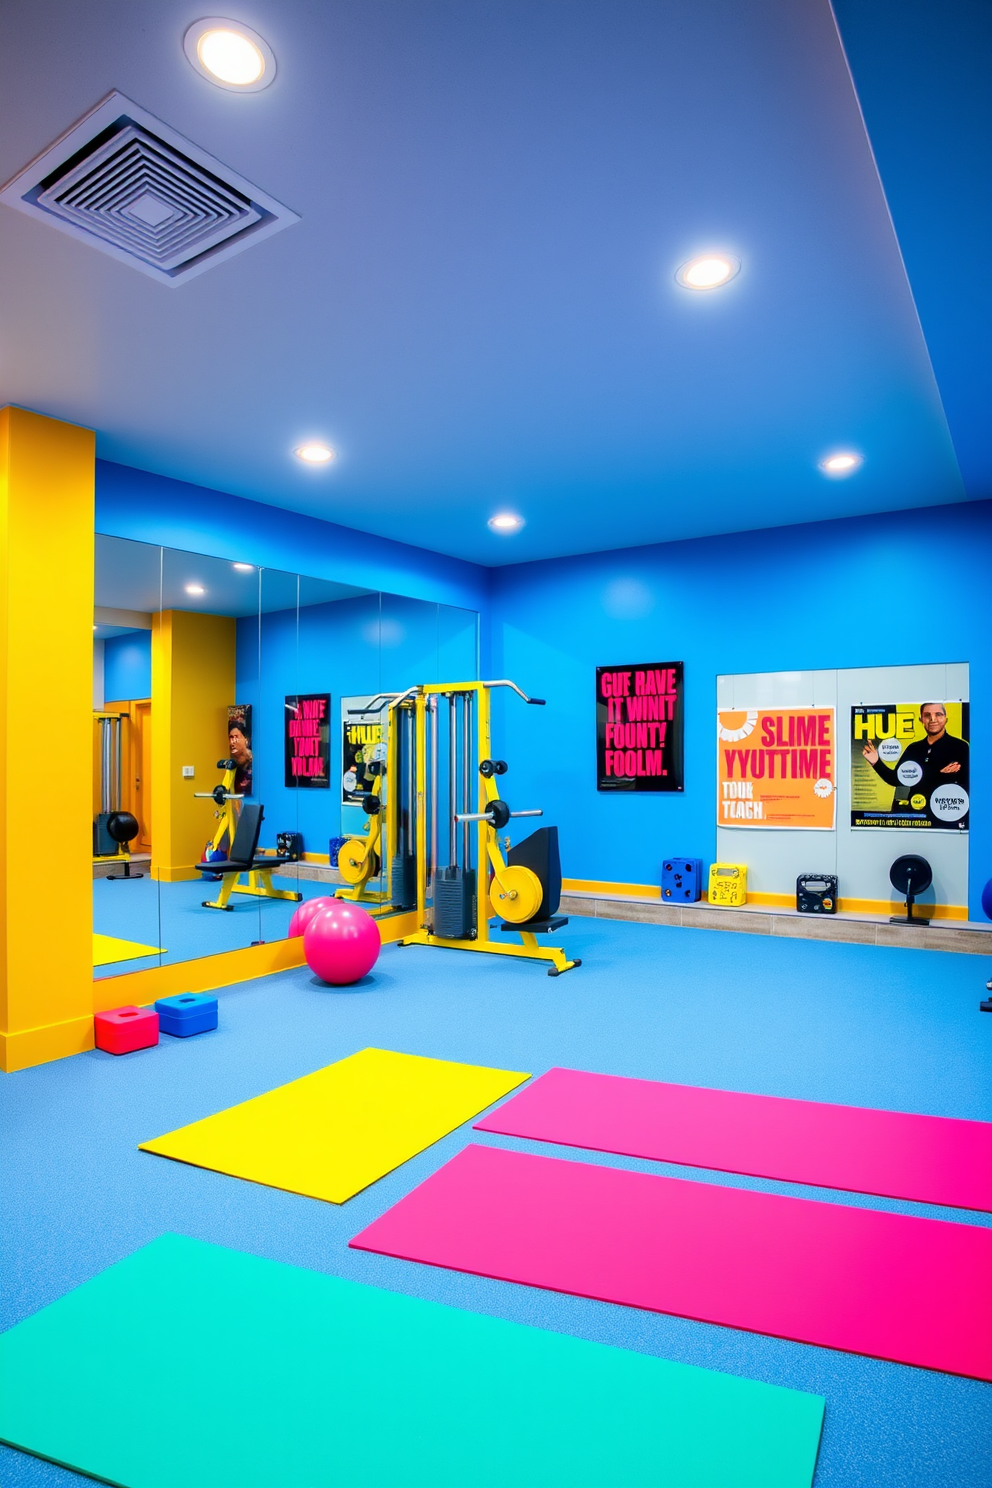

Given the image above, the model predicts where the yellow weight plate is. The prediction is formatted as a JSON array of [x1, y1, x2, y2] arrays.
[[489, 864, 542, 923], [338, 837, 373, 884]]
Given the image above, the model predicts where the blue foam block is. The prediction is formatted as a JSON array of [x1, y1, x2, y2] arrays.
[[155, 993, 218, 1038], [662, 857, 704, 902]]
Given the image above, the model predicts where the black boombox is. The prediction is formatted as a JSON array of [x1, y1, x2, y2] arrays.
[[276, 831, 304, 862], [796, 873, 837, 915]]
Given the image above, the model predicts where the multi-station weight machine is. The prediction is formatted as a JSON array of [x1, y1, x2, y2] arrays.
[[342, 679, 579, 976], [93, 710, 142, 878]]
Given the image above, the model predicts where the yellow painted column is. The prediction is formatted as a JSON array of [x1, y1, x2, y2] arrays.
[[0, 408, 95, 1072], [151, 610, 236, 881]]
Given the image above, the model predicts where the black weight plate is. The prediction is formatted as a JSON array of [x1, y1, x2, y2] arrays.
[[487, 799, 511, 829]]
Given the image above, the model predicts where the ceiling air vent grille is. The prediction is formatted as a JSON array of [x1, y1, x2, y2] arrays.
[[0, 92, 299, 285]]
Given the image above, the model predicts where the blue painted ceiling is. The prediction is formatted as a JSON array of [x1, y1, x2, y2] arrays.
[[1, 1, 988, 564]]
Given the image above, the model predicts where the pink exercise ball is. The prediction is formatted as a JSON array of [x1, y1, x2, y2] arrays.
[[304, 903, 381, 985], [289, 895, 339, 938]]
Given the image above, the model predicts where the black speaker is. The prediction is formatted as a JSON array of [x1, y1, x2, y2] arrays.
[[276, 831, 304, 861], [507, 826, 562, 924], [796, 873, 837, 915]]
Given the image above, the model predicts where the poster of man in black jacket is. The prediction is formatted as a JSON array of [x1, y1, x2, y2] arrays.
[[859, 702, 968, 829]]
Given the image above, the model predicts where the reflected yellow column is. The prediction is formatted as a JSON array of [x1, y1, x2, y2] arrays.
[[0, 408, 95, 1072], [151, 610, 236, 881]]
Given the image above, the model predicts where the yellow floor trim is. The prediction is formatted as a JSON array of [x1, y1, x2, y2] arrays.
[[743, 892, 966, 920], [562, 878, 966, 921], [563, 877, 661, 898], [139, 1046, 530, 1204], [93, 933, 164, 967], [92, 911, 418, 1013], [0, 1014, 95, 1074]]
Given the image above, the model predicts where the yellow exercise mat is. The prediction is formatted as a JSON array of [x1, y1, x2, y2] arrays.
[[93, 933, 164, 966], [139, 1047, 530, 1204]]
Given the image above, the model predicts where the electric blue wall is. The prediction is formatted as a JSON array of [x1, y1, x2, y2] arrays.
[[236, 595, 478, 852], [96, 459, 490, 612], [489, 499, 992, 917], [103, 631, 151, 702]]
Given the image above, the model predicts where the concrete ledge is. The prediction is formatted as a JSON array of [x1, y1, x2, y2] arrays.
[[558, 892, 992, 955]]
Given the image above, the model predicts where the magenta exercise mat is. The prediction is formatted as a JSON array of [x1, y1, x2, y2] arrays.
[[474, 1068, 992, 1211], [350, 1144, 992, 1380]]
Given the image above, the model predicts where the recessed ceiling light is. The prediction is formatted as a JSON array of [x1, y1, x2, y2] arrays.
[[183, 18, 276, 92], [232, 562, 254, 572], [675, 254, 740, 290], [295, 443, 335, 464], [488, 513, 524, 534], [185, 583, 206, 595], [819, 452, 863, 476]]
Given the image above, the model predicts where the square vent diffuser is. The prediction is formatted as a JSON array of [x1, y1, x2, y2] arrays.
[[0, 92, 299, 284]]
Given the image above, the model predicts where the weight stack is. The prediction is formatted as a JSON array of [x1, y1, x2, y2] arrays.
[[390, 852, 417, 911], [433, 867, 476, 940]]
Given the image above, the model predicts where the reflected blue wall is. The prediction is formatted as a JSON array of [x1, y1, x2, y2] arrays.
[[236, 595, 478, 853], [103, 631, 151, 702]]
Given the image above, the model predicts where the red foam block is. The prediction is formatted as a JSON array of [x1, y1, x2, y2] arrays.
[[475, 1067, 992, 1212], [94, 1005, 159, 1055], [350, 1143, 992, 1380]]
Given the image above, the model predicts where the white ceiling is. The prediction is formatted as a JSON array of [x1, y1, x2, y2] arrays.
[[0, 0, 975, 565]]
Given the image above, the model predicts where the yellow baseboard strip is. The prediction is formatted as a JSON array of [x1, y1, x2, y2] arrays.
[[562, 879, 966, 922], [563, 878, 661, 899], [0, 1014, 95, 1074]]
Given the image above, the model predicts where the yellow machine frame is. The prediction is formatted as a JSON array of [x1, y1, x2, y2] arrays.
[[335, 771, 389, 906], [395, 680, 579, 976]]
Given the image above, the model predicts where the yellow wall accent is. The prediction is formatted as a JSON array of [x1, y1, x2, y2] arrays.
[[93, 910, 419, 1010], [746, 891, 967, 920], [562, 877, 966, 921], [0, 408, 95, 1072], [151, 610, 235, 881], [563, 877, 661, 899]]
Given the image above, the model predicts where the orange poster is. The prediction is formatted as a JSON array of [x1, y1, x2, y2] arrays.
[[717, 708, 835, 829]]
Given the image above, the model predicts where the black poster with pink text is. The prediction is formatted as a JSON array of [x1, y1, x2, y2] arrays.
[[596, 663, 684, 792], [285, 694, 330, 788]]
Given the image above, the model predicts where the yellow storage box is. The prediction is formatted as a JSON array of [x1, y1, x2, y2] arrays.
[[708, 862, 747, 906]]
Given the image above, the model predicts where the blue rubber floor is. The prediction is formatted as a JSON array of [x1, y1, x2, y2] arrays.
[[3, 917, 990, 1487]]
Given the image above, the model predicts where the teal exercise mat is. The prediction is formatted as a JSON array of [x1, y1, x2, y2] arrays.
[[0, 1233, 824, 1488]]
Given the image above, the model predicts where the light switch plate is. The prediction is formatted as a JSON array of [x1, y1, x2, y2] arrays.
[[182, 766, 195, 779]]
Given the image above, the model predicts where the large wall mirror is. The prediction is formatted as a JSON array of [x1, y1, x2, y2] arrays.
[[93, 534, 480, 979]]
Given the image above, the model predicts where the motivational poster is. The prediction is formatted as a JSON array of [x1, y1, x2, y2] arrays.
[[227, 704, 253, 798], [850, 701, 969, 831], [284, 693, 330, 789], [717, 707, 835, 829], [341, 696, 387, 805], [596, 663, 684, 792]]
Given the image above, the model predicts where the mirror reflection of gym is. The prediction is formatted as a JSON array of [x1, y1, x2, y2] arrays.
[[93, 537, 159, 976], [93, 533, 483, 978]]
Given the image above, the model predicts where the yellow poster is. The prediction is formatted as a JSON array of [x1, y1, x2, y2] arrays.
[[850, 701, 969, 831], [717, 708, 835, 829]]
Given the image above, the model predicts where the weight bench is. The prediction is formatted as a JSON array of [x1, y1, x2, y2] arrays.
[[196, 804, 303, 910]]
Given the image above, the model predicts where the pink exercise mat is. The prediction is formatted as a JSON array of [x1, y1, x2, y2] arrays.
[[351, 1144, 992, 1380], [474, 1068, 992, 1211]]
